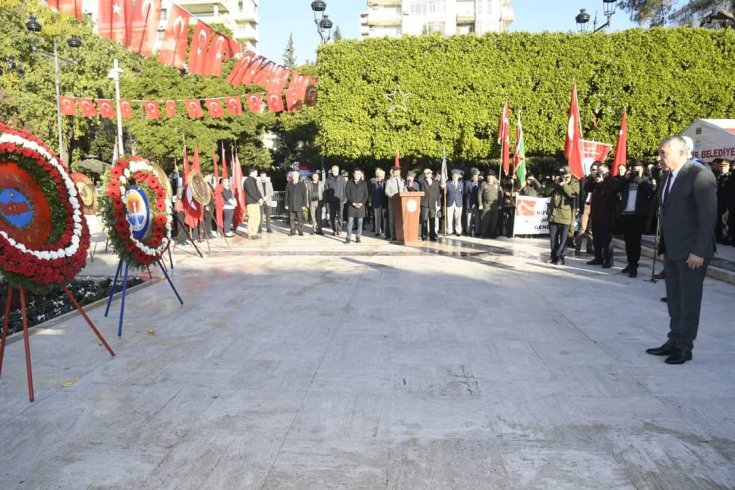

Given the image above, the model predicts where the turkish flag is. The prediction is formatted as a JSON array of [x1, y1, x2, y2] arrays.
[[119, 99, 133, 119], [231, 151, 246, 229], [266, 66, 290, 94], [48, 0, 83, 21], [288, 72, 309, 101], [285, 88, 302, 112], [611, 109, 628, 176], [245, 93, 263, 113], [126, 0, 161, 56], [251, 61, 278, 88], [59, 96, 77, 116], [229, 38, 242, 57], [205, 99, 224, 118], [226, 50, 260, 87], [266, 92, 284, 113], [143, 99, 161, 120], [497, 100, 510, 177], [97, 99, 114, 118], [78, 98, 98, 117], [241, 57, 267, 86], [188, 22, 212, 75], [98, 0, 128, 44], [224, 96, 242, 116], [165, 99, 177, 117], [158, 4, 190, 69], [204, 33, 233, 77], [185, 99, 204, 118], [581, 140, 612, 174], [564, 81, 585, 179]]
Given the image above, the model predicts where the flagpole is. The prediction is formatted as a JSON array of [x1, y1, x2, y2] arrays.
[[443, 147, 448, 237], [110, 59, 124, 159]]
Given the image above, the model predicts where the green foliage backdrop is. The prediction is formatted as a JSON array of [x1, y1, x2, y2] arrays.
[[315, 29, 735, 164]]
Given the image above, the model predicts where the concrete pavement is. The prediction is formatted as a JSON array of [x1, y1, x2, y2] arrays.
[[0, 224, 734, 489]]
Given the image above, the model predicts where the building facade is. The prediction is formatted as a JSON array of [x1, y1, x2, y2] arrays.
[[670, 0, 735, 28], [360, 0, 514, 39]]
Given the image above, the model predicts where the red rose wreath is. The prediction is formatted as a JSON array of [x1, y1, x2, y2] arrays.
[[99, 156, 172, 268], [0, 123, 90, 293]]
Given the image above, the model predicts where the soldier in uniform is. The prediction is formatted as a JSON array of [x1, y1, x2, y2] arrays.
[[478, 172, 502, 238]]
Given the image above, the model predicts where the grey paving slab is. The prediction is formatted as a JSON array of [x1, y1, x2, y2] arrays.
[[1, 228, 734, 489]]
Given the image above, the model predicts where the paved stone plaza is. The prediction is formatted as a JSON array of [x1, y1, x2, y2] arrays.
[[1, 226, 734, 489]]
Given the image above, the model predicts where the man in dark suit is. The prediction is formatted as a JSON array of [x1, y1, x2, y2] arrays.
[[285, 170, 308, 236], [370, 168, 388, 237], [417, 168, 441, 241], [647, 136, 717, 365], [584, 163, 619, 268]]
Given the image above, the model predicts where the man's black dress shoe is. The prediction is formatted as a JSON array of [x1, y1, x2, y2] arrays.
[[621, 265, 631, 273], [646, 344, 674, 356], [586, 258, 604, 265], [665, 349, 692, 365], [602, 262, 612, 269], [628, 269, 637, 278], [660, 297, 668, 303]]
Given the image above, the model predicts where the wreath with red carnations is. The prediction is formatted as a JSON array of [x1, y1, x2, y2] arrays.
[[0, 123, 90, 293], [99, 156, 172, 268]]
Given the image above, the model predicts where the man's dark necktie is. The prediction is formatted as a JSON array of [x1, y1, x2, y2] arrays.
[[663, 173, 672, 204]]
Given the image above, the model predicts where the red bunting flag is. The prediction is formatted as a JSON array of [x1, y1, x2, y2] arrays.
[[612, 108, 628, 177], [165, 99, 177, 117], [143, 99, 161, 120], [97, 99, 114, 118], [126, 0, 161, 56], [564, 81, 585, 179], [77, 98, 98, 117], [245, 93, 263, 113], [224, 96, 242, 116], [188, 22, 212, 76], [226, 50, 260, 87], [158, 4, 190, 69], [48, 0, 83, 20], [266, 93, 284, 113], [241, 57, 266, 87], [184, 99, 204, 118], [98, 0, 128, 44], [205, 99, 224, 118], [288, 72, 309, 101], [285, 88, 302, 112], [204, 33, 232, 77], [59, 96, 77, 116], [266, 66, 290, 94], [119, 99, 133, 119]]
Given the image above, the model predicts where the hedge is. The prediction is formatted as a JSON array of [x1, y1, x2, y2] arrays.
[[315, 28, 735, 164]]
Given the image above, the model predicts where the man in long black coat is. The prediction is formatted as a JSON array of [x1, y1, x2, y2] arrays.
[[344, 169, 369, 244], [285, 170, 308, 236], [417, 168, 441, 241]]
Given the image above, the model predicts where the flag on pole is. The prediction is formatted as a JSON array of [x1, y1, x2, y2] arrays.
[[514, 114, 527, 184], [498, 99, 510, 178], [158, 4, 190, 68], [212, 146, 224, 233], [439, 148, 448, 186], [394, 149, 400, 168], [182, 146, 200, 230], [231, 150, 246, 230], [611, 108, 628, 177], [565, 81, 585, 179], [98, 0, 128, 44], [188, 22, 212, 75], [126, 0, 161, 56]]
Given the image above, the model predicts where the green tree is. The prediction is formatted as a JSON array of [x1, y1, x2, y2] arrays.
[[333, 26, 343, 42], [283, 33, 297, 68], [617, 0, 675, 25]]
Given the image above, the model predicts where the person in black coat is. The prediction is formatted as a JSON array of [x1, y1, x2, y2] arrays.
[[344, 169, 369, 244], [285, 170, 308, 236], [370, 168, 389, 237], [617, 162, 655, 277], [324, 165, 346, 236], [417, 168, 441, 241], [584, 163, 619, 267]]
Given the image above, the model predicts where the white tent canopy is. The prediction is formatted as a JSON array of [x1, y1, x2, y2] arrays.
[[681, 119, 735, 162]]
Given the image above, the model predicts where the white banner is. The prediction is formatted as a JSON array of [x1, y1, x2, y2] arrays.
[[513, 196, 550, 235]]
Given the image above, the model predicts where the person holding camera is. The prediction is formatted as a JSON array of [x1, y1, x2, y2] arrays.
[[584, 163, 619, 268], [543, 166, 579, 265], [519, 175, 541, 197], [618, 162, 655, 277]]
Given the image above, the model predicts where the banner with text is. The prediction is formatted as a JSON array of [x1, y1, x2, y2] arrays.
[[513, 196, 550, 235]]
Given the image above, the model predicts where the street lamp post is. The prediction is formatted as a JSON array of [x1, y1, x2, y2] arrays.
[[311, 1, 333, 43], [26, 16, 81, 166], [575, 0, 617, 33]]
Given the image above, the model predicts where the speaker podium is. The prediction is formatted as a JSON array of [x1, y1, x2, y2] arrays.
[[392, 191, 424, 244]]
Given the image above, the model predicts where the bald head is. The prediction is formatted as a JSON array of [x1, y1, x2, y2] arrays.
[[658, 136, 688, 172]]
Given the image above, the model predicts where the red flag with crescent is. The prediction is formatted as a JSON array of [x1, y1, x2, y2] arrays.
[[126, 0, 161, 56], [48, 0, 83, 20], [77, 98, 98, 117], [611, 108, 628, 177], [59, 96, 77, 116], [204, 33, 232, 77], [158, 4, 190, 68], [188, 22, 212, 76], [184, 99, 204, 119], [224, 96, 242, 116], [119, 99, 133, 119], [97, 99, 114, 118], [266, 92, 284, 113], [226, 50, 260, 87], [165, 99, 177, 117], [98, 0, 128, 44], [231, 152, 246, 230], [564, 81, 585, 179], [143, 99, 161, 120], [245, 93, 263, 113], [241, 57, 267, 87], [205, 99, 224, 118]]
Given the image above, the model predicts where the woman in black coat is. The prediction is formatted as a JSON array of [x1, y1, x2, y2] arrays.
[[344, 169, 369, 244]]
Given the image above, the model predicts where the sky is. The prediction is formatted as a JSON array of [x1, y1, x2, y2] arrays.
[[257, 0, 639, 65]]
